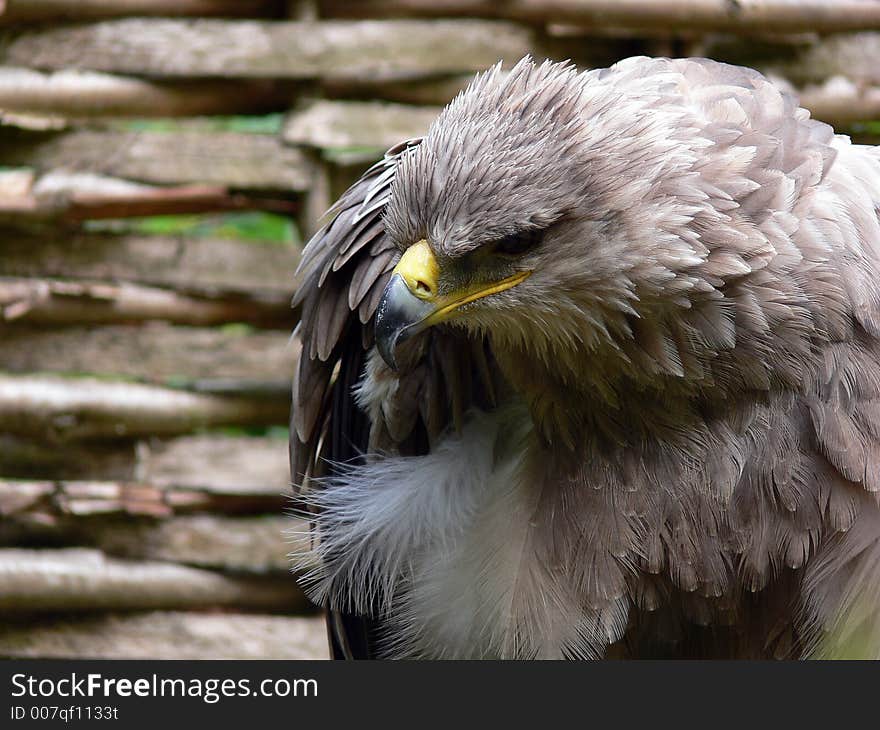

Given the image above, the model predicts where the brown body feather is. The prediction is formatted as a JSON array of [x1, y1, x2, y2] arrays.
[[291, 57, 880, 659]]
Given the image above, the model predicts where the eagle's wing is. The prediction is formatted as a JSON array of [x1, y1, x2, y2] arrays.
[[290, 139, 498, 658]]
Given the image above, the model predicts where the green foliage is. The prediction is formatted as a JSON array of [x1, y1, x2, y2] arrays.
[[113, 114, 285, 135], [321, 145, 385, 164], [86, 211, 299, 246], [214, 425, 289, 439], [852, 121, 880, 135], [219, 323, 257, 336]]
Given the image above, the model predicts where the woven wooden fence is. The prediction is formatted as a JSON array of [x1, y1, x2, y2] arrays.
[[0, 0, 879, 659]]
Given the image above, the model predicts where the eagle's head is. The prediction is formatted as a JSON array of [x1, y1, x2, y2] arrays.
[[375, 56, 760, 386]]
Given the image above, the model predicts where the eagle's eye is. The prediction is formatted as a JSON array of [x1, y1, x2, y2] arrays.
[[493, 228, 544, 257]]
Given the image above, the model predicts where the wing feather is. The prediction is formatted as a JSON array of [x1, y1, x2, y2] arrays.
[[291, 139, 422, 489], [290, 137, 501, 658], [291, 142, 421, 659]]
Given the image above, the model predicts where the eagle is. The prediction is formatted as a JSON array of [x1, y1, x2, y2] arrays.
[[290, 56, 880, 659]]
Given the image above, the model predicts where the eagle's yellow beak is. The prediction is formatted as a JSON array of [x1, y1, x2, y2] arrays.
[[374, 239, 531, 369]]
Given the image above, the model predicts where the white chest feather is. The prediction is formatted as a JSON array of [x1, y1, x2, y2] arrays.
[[299, 405, 626, 658]]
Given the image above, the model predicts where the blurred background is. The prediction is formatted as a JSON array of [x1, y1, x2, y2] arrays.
[[0, 0, 878, 660]]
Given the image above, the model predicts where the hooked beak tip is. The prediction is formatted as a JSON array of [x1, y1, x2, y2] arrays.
[[374, 273, 433, 370], [375, 326, 399, 371]]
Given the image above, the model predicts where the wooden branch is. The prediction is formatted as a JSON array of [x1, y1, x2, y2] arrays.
[[768, 32, 880, 86], [0, 374, 290, 439], [284, 99, 440, 151], [0, 19, 534, 80], [0, 478, 287, 526], [0, 612, 327, 659], [0, 434, 138, 481], [0, 128, 312, 192], [322, 74, 474, 106], [0, 434, 291, 495], [0, 1, 285, 24], [0, 278, 293, 327], [0, 478, 292, 523], [0, 480, 55, 517], [0, 67, 294, 117], [85, 515, 301, 572], [2, 514, 304, 573], [2, 186, 299, 224], [0, 324, 299, 382], [319, 1, 880, 34], [140, 434, 291, 494], [62, 189, 300, 221], [0, 170, 300, 226], [0, 548, 306, 612], [699, 32, 880, 87], [773, 76, 880, 127], [0, 230, 300, 298], [0, 487, 305, 572], [0, 479, 172, 519]]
